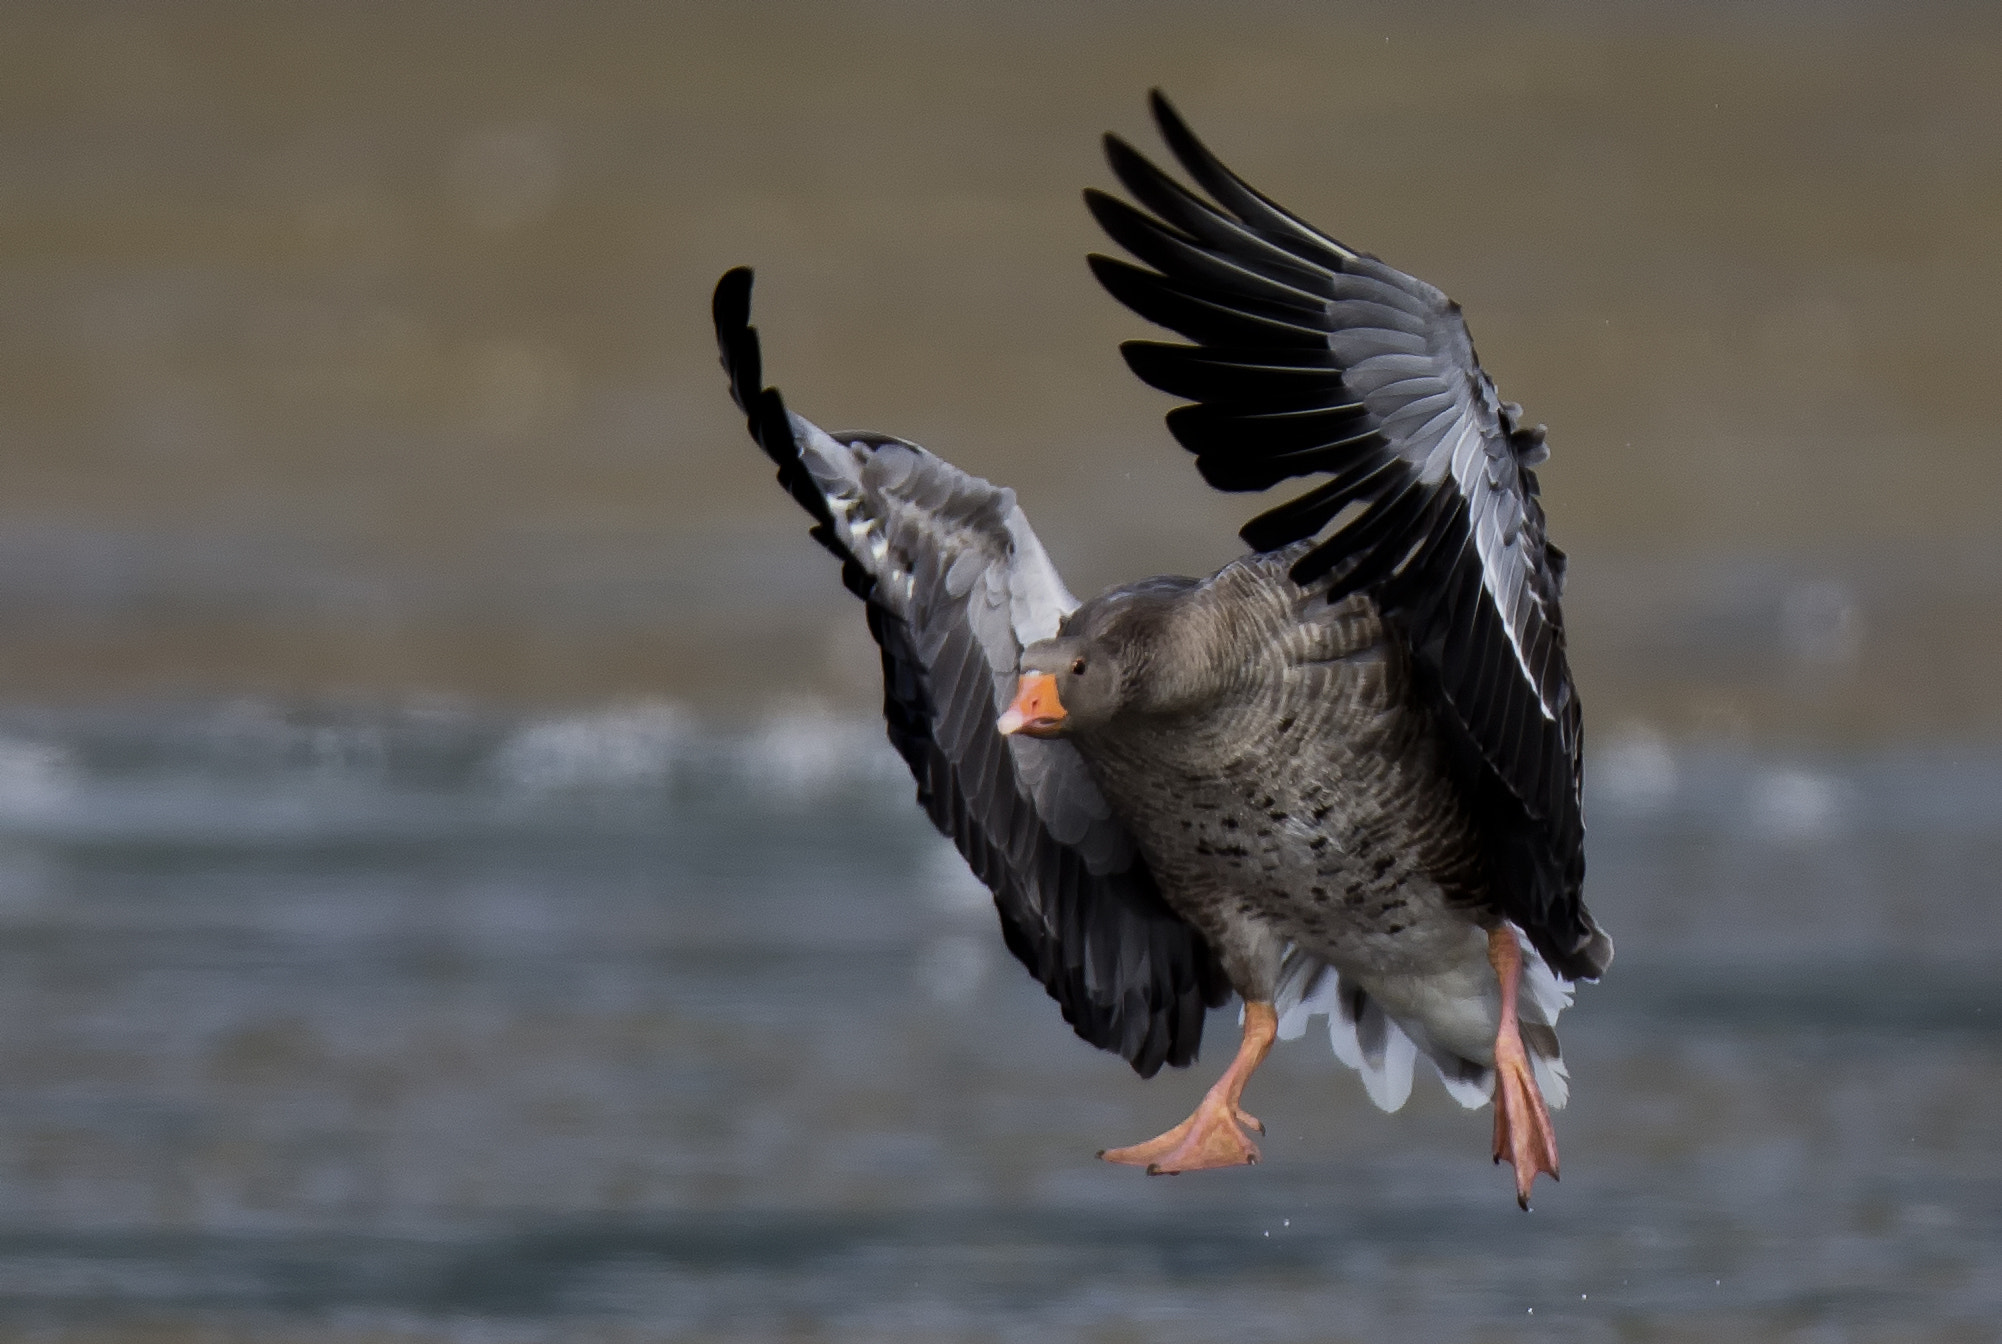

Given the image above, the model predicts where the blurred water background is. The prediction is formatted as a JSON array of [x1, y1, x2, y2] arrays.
[[1, 1, 2000, 1340]]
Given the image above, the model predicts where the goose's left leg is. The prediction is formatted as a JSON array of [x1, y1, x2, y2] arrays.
[[1488, 927, 1560, 1208], [1099, 1001, 1276, 1174]]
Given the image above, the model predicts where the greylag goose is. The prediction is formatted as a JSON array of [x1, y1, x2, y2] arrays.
[[712, 92, 1611, 1208]]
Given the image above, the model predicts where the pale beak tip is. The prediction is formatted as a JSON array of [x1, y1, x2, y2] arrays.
[[998, 670, 1064, 738]]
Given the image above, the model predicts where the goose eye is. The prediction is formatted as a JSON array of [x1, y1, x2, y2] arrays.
[[1070, 658, 1087, 676]]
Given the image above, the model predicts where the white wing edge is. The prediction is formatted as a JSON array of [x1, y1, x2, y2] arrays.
[[1002, 506, 1080, 645], [790, 410, 1077, 659]]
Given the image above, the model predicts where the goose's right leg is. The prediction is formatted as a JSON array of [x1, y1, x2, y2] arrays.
[[1488, 927, 1561, 1208], [1099, 1001, 1276, 1174]]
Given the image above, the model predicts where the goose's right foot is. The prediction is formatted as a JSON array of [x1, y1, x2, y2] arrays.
[[1098, 1000, 1276, 1175]]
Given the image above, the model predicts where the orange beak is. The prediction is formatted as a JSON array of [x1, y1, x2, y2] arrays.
[[997, 672, 1068, 737]]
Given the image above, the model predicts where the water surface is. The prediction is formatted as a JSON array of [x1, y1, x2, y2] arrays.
[[0, 702, 1994, 1342]]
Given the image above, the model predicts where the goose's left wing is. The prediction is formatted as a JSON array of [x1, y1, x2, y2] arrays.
[[1088, 94, 1608, 981], [714, 268, 1230, 1074]]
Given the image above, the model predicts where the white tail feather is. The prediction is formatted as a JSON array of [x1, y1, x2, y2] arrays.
[[1274, 956, 1336, 1040], [1515, 926, 1575, 1025], [1271, 926, 1575, 1113], [1348, 1010, 1418, 1111], [1513, 927, 1573, 1109], [1530, 1049, 1570, 1111], [1436, 1066, 1494, 1110]]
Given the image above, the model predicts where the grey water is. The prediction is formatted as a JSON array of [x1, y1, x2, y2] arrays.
[[0, 700, 1995, 1343]]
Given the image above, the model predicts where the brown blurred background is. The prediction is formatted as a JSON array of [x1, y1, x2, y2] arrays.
[[2, 0, 1999, 732]]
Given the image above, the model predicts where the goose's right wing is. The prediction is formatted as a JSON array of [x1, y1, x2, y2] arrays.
[[713, 268, 1228, 1076], [1087, 94, 1607, 982]]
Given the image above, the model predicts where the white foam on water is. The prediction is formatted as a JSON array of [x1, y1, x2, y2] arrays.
[[0, 736, 78, 823], [487, 700, 691, 792], [732, 699, 904, 800], [1592, 724, 1679, 815], [1750, 768, 1847, 840], [914, 934, 990, 1006], [920, 839, 991, 916], [192, 699, 390, 776]]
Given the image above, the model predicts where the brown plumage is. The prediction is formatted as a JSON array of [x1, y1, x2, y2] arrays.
[[713, 92, 1611, 1207]]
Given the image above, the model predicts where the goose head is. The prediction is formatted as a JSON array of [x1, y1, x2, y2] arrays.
[[999, 577, 1210, 739], [998, 635, 1124, 738]]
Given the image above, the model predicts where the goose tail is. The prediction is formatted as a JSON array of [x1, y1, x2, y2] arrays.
[[1273, 929, 1572, 1112]]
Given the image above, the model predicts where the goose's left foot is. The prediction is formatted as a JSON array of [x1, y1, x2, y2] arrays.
[[1100, 1001, 1276, 1175], [1488, 928, 1560, 1208]]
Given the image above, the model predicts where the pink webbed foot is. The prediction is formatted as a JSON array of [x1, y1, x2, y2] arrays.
[[1099, 1001, 1276, 1175], [1099, 1095, 1264, 1173], [1488, 927, 1561, 1209]]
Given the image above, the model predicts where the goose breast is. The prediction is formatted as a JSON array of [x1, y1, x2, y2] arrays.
[[1071, 551, 1492, 985]]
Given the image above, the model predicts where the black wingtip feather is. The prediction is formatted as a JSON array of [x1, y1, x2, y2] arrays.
[[1147, 92, 1224, 198], [712, 270, 834, 531], [1239, 476, 1351, 553], [1083, 186, 1191, 252], [1089, 253, 1327, 349], [1120, 341, 1352, 411], [713, 267, 761, 415], [1101, 134, 1238, 244], [1165, 401, 1376, 461], [713, 266, 753, 339], [1146, 91, 1360, 276]]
